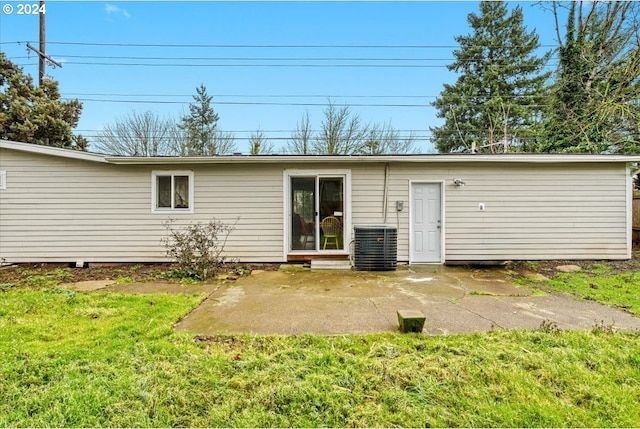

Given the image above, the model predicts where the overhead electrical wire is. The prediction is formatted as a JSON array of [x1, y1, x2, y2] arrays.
[[75, 128, 434, 133], [7, 39, 558, 68], [66, 98, 432, 107], [1, 40, 562, 49], [3, 39, 558, 146], [9, 54, 561, 62], [64, 98, 552, 108], [62, 93, 439, 98], [60, 92, 551, 100], [13, 61, 558, 68]]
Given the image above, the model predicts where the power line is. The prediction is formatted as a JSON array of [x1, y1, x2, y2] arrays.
[[6, 55, 462, 61], [68, 98, 433, 107], [77, 133, 557, 142], [3, 40, 561, 49], [75, 128, 434, 133], [62, 93, 439, 99], [14, 61, 558, 68], [60, 92, 553, 100], [81, 135, 436, 141], [63, 97, 554, 107], [9, 54, 561, 62], [11, 56, 560, 68]]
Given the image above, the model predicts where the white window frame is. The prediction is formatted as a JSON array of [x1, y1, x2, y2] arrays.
[[283, 169, 352, 258], [151, 170, 194, 214]]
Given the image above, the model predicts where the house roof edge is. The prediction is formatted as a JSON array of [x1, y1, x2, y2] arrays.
[[0, 139, 108, 163], [104, 153, 640, 164], [2, 139, 639, 164]]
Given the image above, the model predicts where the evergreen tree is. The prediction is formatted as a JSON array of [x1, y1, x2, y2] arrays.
[[178, 84, 236, 155], [431, 1, 550, 153], [0, 53, 87, 150]]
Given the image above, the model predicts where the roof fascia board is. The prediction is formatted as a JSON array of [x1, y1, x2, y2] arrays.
[[0, 139, 108, 163], [105, 154, 640, 165], [2, 140, 639, 165]]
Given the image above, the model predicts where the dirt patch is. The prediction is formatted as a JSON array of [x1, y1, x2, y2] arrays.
[[0, 262, 281, 286], [2, 252, 638, 288], [0, 262, 173, 284], [507, 250, 640, 278]]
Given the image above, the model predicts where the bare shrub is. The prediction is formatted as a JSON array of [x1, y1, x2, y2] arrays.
[[161, 218, 236, 280]]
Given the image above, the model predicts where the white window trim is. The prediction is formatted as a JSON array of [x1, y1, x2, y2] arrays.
[[151, 170, 194, 214]]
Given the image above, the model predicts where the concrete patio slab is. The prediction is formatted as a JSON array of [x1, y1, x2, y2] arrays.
[[174, 265, 640, 336]]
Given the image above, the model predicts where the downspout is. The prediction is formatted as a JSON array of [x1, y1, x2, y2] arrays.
[[383, 163, 389, 224]]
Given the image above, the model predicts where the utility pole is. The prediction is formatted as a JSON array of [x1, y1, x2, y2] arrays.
[[25, 1, 61, 85], [39, 0, 45, 84]]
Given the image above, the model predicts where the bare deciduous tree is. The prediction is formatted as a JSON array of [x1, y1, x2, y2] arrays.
[[248, 129, 275, 154], [360, 122, 418, 154], [93, 110, 180, 156], [287, 111, 313, 154], [288, 103, 418, 154], [313, 101, 370, 154]]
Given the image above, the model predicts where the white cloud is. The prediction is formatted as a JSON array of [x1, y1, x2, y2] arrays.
[[105, 3, 131, 19], [105, 3, 118, 14]]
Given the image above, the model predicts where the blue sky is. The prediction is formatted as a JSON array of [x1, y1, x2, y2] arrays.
[[0, 1, 563, 153]]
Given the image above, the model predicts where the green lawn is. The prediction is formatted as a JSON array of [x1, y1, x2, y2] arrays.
[[1, 285, 639, 427], [543, 266, 640, 316]]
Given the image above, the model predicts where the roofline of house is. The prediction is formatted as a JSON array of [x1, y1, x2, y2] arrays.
[[0, 139, 109, 163], [2, 139, 640, 164]]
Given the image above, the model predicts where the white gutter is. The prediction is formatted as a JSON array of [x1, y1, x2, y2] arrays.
[[103, 154, 640, 165]]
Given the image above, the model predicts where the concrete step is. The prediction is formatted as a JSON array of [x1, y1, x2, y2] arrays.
[[310, 259, 352, 270]]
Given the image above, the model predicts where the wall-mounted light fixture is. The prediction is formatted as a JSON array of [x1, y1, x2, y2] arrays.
[[453, 178, 466, 187]]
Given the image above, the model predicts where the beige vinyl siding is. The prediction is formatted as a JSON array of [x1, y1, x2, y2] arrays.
[[444, 164, 627, 260], [393, 163, 626, 261], [0, 149, 284, 262], [349, 162, 628, 261], [0, 147, 631, 263], [350, 163, 410, 259]]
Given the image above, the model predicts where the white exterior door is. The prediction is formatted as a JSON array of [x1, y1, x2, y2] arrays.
[[411, 183, 442, 263]]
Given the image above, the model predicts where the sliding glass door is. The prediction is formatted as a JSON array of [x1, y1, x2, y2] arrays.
[[289, 174, 346, 252]]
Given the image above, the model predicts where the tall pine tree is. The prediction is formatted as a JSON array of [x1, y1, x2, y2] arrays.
[[178, 84, 236, 155], [0, 53, 87, 150], [431, 1, 550, 153]]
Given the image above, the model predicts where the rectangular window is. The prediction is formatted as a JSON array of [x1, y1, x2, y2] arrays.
[[152, 171, 194, 213], [157, 176, 171, 208]]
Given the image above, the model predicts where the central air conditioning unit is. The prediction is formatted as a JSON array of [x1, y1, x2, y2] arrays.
[[354, 226, 397, 271]]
